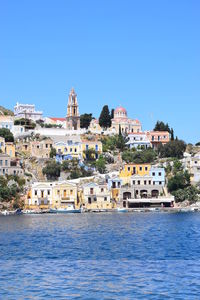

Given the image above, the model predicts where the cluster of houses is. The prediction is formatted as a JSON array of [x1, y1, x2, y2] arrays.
[[1, 87, 199, 210], [25, 162, 175, 210]]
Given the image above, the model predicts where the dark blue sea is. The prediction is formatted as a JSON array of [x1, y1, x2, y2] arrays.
[[1, 212, 200, 299]]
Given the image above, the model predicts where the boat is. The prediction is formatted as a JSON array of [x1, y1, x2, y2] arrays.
[[50, 205, 82, 214], [117, 208, 128, 213], [1, 210, 10, 216]]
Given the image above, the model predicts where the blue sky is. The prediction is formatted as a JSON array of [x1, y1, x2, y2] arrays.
[[0, 0, 199, 143]]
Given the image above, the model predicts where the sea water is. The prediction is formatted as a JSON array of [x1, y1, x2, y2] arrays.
[[0, 212, 200, 299]]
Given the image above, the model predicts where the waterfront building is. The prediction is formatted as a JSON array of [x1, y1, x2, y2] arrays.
[[81, 139, 102, 160], [26, 182, 54, 209], [108, 176, 123, 203], [53, 136, 82, 162], [52, 181, 78, 209], [26, 181, 78, 209], [30, 138, 53, 159], [66, 88, 80, 130], [111, 106, 142, 134], [14, 102, 43, 121], [81, 182, 112, 210], [119, 170, 172, 208], [146, 131, 170, 149], [0, 153, 24, 176], [127, 132, 151, 149]]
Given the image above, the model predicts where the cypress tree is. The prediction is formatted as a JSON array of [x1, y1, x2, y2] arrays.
[[99, 105, 111, 128]]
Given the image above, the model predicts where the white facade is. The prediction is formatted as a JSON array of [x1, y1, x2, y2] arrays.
[[127, 132, 151, 149], [14, 102, 43, 121]]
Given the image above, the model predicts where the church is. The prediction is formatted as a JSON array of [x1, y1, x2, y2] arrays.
[[66, 88, 80, 130], [111, 106, 142, 134]]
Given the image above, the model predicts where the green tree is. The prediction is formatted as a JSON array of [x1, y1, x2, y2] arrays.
[[96, 155, 106, 174], [122, 148, 157, 164], [99, 105, 111, 128], [158, 140, 186, 159], [42, 161, 61, 180], [154, 121, 171, 132], [50, 147, 56, 158], [0, 128, 14, 142], [167, 171, 190, 193], [80, 113, 93, 129]]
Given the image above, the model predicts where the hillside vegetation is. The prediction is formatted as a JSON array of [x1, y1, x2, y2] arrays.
[[0, 106, 14, 116]]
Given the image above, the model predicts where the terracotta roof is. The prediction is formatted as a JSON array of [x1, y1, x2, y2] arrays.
[[49, 117, 66, 122]]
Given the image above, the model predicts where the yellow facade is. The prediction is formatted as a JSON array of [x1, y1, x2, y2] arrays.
[[52, 182, 78, 209], [26, 181, 78, 209], [5, 142, 15, 158], [81, 140, 102, 159], [55, 143, 81, 160], [120, 164, 151, 184]]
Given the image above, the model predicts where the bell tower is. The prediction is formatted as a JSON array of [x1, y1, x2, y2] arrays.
[[66, 88, 80, 130]]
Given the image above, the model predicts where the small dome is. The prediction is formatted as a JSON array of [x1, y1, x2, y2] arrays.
[[114, 106, 127, 114]]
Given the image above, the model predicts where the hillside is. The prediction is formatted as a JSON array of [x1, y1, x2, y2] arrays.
[[0, 106, 14, 116]]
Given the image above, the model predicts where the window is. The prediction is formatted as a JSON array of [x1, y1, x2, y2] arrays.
[[144, 180, 146, 185], [101, 188, 104, 192], [0, 160, 2, 166], [94, 197, 97, 201], [46, 144, 48, 148], [5, 160, 8, 166], [139, 167, 142, 171], [152, 136, 154, 141], [70, 148, 72, 152], [145, 167, 148, 171], [86, 145, 89, 150], [90, 188, 94, 194], [34, 190, 37, 196], [159, 181, 162, 185], [132, 180, 135, 185], [152, 172, 155, 176], [88, 197, 91, 204], [153, 181, 155, 185], [138, 180, 140, 185], [159, 172, 162, 176], [70, 190, 73, 195], [75, 148, 77, 152], [57, 190, 60, 195], [104, 197, 107, 201], [47, 190, 50, 196], [128, 167, 130, 172], [149, 180, 151, 185]]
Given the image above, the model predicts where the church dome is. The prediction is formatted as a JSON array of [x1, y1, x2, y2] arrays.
[[114, 106, 127, 119]]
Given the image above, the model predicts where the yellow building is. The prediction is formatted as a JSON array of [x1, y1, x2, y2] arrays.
[[5, 142, 15, 158], [120, 163, 151, 184], [81, 182, 112, 210], [81, 139, 102, 160], [54, 136, 82, 161], [52, 181, 78, 209], [26, 181, 78, 209]]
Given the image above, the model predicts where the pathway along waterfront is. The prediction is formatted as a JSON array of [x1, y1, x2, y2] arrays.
[[0, 212, 200, 299]]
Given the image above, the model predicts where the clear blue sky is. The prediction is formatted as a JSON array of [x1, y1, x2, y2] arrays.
[[0, 0, 199, 143]]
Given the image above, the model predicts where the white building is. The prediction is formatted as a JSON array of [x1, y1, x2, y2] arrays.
[[14, 102, 43, 121], [127, 132, 151, 149]]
